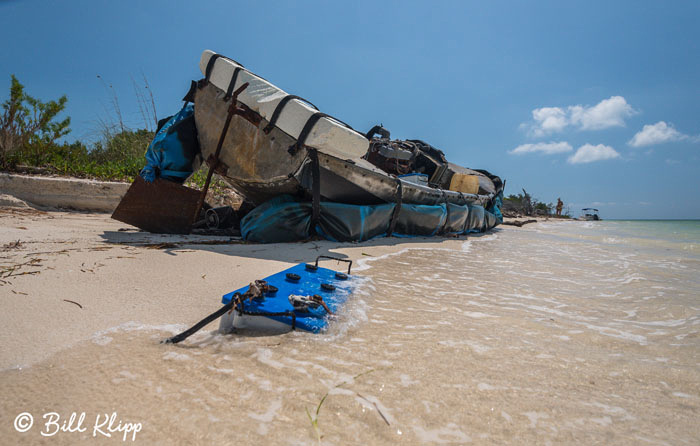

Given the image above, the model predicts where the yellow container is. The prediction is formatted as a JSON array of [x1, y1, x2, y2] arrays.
[[449, 174, 480, 194]]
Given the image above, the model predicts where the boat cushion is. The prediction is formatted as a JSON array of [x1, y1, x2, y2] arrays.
[[199, 50, 369, 160]]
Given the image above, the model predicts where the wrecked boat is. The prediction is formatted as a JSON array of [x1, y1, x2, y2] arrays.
[[112, 50, 504, 242]]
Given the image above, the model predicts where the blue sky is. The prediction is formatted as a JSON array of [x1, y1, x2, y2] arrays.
[[1, 0, 698, 218]]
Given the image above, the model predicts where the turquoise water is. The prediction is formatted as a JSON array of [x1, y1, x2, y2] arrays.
[[536, 219, 699, 259], [2, 219, 698, 444], [605, 219, 700, 247]]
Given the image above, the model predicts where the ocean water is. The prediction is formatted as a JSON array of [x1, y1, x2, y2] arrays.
[[2, 220, 698, 444]]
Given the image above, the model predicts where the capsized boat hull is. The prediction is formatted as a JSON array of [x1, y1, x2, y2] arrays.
[[194, 79, 493, 208]]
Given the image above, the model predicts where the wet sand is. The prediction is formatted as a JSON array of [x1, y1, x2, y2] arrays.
[[1, 210, 698, 444], [0, 208, 448, 370]]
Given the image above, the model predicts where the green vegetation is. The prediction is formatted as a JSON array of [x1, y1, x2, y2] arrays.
[[503, 188, 571, 218], [0, 76, 241, 193], [1, 75, 71, 167], [2, 130, 152, 181], [1, 75, 152, 181]]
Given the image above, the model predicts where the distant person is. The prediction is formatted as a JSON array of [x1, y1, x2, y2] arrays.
[[556, 198, 563, 216]]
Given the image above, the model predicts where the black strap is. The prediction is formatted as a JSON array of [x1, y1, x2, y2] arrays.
[[203, 53, 245, 86], [263, 95, 318, 134], [387, 179, 403, 236], [289, 112, 355, 156], [224, 67, 243, 101], [163, 292, 241, 344], [309, 149, 321, 233], [204, 55, 221, 82]]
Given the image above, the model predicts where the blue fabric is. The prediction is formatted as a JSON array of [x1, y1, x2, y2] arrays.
[[483, 210, 497, 230], [488, 191, 504, 224], [240, 196, 312, 243], [241, 196, 496, 243], [140, 104, 197, 183], [316, 202, 394, 242], [392, 203, 447, 237], [466, 205, 485, 233], [444, 203, 470, 235]]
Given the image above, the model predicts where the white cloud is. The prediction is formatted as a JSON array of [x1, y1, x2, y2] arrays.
[[530, 107, 568, 136], [568, 96, 636, 130], [509, 141, 573, 155], [628, 121, 687, 147], [567, 144, 620, 164], [525, 96, 636, 136]]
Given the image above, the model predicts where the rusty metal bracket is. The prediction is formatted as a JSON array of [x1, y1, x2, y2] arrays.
[[236, 102, 262, 127], [193, 82, 251, 224], [205, 154, 229, 176]]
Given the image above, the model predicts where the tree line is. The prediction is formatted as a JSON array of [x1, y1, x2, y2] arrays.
[[0, 75, 152, 181], [502, 189, 570, 218]]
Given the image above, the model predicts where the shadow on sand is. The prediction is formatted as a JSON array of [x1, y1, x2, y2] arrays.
[[99, 227, 502, 266]]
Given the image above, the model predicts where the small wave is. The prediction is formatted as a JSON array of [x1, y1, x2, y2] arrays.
[[92, 321, 187, 345]]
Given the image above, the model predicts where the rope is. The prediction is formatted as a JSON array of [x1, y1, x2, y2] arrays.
[[163, 279, 305, 344]]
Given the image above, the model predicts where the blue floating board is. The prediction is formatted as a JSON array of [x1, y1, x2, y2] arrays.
[[220, 263, 355, 333]]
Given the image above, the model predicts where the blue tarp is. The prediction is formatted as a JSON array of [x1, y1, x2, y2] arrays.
[[240, 196, 312, 243], [444, 203, 470, 235], [488, 191, 504, 224], [466, 205, 485, 232], [240, 195, 501, 243], [393, 203, 446, 238], [318, 202, 394, 242], [140, 104, 200, 183]]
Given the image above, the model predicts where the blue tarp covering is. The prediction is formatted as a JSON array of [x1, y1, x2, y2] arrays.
[[240, 196, 312, 243], [488, 191, 504, 224], [444, 203, 470, 235], [241, 195, 502, 243], [393, 203, 446, 238], [466, 205, 485, 232], [140, 104, 200, 183], [483, 210, 497, 230], [318, 202, 394, 242]]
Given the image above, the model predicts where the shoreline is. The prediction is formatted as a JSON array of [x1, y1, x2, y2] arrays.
[[0, 207, 518, 370], [2, 210, 698, 444]]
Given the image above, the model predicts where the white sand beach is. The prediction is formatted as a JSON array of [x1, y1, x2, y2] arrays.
[[2, 208, 699, 445], [0, 207, 454, 370]]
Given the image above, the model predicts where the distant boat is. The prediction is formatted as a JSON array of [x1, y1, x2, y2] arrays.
[[580, 208, 601, 221]]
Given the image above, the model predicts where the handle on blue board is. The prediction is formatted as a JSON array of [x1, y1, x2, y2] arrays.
[[315, 255, 352, 274]]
